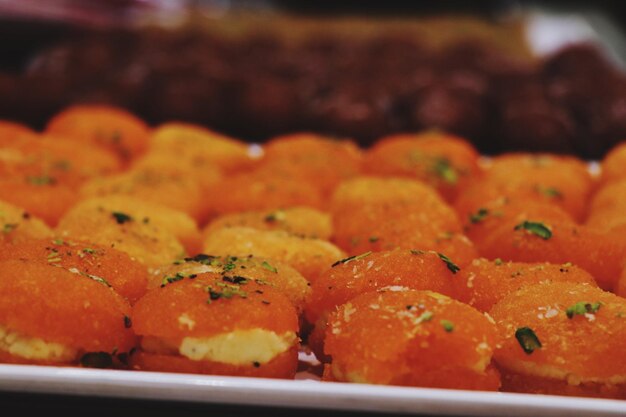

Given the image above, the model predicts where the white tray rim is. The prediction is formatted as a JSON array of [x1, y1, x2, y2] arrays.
[[0, 364, 625, 416]]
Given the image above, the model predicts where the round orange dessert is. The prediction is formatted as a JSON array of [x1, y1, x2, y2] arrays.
[[0, 260, 135, 368], [131, 273, 299, 378], [0, 238, 149, 304], [490, 281, 626, 399], [45, 105, 150, 163], [453, 258, 597, 312], [324, 289, 500, 390]]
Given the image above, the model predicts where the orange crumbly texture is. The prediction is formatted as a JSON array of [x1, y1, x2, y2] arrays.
[[0, 199, 52, 244], [490, 281, 626, 399], [204, 207, 332, 240], [257, 133, 363, 197], [149, 122, 258, 174], [362, 131, 481, 202], [325, 290, 500, 390], [600, 142, 626, 185], [202, 227, 345, 283], [453, 258, 597, 312], [0, 238, 148, 304], [0, 260, 135, 357], [149, 254, 310, 315], [80, 166, 206, 223], [57, 199, 186, 268], [45, 105, 151, 163], [205, 172, 324, 218], [479, 219, 626, 291], [305, 249, 458, 325], [476, 153, 594, 221], [457, 196, 573, 253], [587, 179, 626, 234]]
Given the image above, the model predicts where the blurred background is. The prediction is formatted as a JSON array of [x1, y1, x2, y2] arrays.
[[1, 0, 626, 157]]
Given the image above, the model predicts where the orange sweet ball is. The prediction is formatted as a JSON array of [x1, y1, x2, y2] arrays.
[[204, 207, 332, 241], [459, 197, 574, 254], [0, 260, 135, 366], [202, 226, 345, 283], [258, 133, 363, 197], [149, 122, 258, 174], [0, 179, 79, 227], [149, 254, 311, 316], [325, 289, 500, 390], [131, 273, 299, 378], [586, 179, 626, 234], [305, 249, 459, 326], [453, 258, 597, 312], [479, 219, 626, 291], [600, 141, 626, 185], [490, 281, 626, 399], [462, 153, 593, 221], [305, 249, 460, 360], [45, 105, 150, 163], [0, 238, 149, 304], [0, 199, 52, 244], [362, 131, 481, 201], [205, 172, 324, 219]]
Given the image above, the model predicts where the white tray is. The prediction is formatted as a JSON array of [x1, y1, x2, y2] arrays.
[[0, 364, 625, 416]]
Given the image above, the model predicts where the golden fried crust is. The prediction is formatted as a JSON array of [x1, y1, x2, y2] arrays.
[[0, 260, 135, 354], [490, 282, 626, 392], [325, 290, 499, 390], [0, 238, 148, 304], [454, 258, 597, 312], [132, 273, 298, 340], [362, 132, 480, 202]]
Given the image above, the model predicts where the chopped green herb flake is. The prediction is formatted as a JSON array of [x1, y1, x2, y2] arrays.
[[2, 223, 17, 234], [418, 311, 434, 322], [368, 236, 379, 243], [161, 272, 186, 287], [26, 175, 56, 186], [432, 158, 458, 184], [331, 251, 372, 267], [440, 320, 455, 332], [82, 248, 96, 255], [410, 249, 425, 255], [514, 221, 552, 240], [437, 253, 460, 274], [494, 258, 503, 266], [112, 211, 133, 225], [566, 302, 602, 319], [123, 316, 132, 328], [515, 327, 542, 354], [536, 186, 563, 199], [261, 261, 278, 273], [469, 208, 489, 224]]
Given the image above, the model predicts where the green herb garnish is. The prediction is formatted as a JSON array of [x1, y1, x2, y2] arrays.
[[331, 251, 372, 267], [440, 320, 455, 332], [418, 311, 434, 322], [26, 175, 56, 186], [368, 236, 379, 243], [566, 302, 602, 319], [469, 208, 489, 224], [112, 211, 133, 225], [2, 223, 17, 234], [515, 327, 542, 354], [123, 316, 132, 329], [535, 186, 563, 199], [514, 221, 552, 240], [437, 253, 460, 274], [261, 261, 278, 273], [432, 158, 459, 184]]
